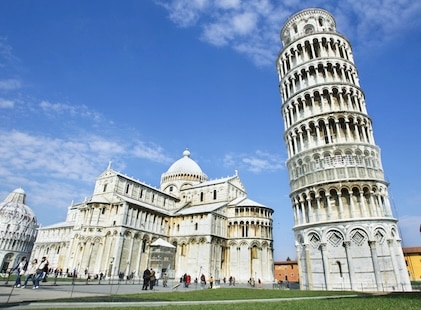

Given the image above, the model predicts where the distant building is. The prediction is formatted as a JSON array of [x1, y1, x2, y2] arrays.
[[0, 188, 38, 272], [276, 8, 411, 291], [274, 258, 299, 284], [32, 149, 275, 283], [403, 247, 421, 281]]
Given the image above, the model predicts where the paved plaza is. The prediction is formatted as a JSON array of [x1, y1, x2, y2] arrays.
[[0, 278, 283, 309]]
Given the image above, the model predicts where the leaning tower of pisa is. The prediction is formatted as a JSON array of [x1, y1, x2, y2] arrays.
[[276, 8, 411, 291]]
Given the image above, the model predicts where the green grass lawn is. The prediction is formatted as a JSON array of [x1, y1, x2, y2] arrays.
[[37, 288, 420, 310]]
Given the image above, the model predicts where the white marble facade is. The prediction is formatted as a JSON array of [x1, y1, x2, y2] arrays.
[[0, 188, 38, 273], [32, 149, 274, 283], [276, 8, 411, 291]]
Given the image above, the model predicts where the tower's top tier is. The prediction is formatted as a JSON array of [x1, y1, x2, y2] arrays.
[[281, 8, 336, 46]]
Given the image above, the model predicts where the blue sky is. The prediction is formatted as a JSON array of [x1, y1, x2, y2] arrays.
[[0, 1, 420, 261]]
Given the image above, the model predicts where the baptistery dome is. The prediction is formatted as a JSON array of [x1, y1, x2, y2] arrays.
[[0, 188, 37, 225]]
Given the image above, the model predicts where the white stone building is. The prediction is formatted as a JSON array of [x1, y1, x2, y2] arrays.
[[276, 8, 411, 291], [0, 188, 38, 273], [32, 149, 274, 283]]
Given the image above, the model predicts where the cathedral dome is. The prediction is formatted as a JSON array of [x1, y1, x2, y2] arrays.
[[160, 149, 208, 193], [0, 188, 37, 225], [166, 149, 203, 175]]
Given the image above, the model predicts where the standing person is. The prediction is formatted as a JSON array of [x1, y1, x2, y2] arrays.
[[155, 270, 160, 286], [22, 258, 38, 288], [162, 273, 168, 287], [34, 256, 49, 289], [12, 257, 27, 288], [142, 268, 150, 290], [200, 274, 206, 289], [209, 275, 214, 289], [149, 268, 156, 290], [185, 274, 191, 288]]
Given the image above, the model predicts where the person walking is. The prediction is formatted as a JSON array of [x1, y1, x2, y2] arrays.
[[22, 258, 38, 288], [209, 275, 214, 289], [149, 268, 156, 290], [12, 257, 27, 288], [142, 268, 151, 290], [34, 256, 49, 289]]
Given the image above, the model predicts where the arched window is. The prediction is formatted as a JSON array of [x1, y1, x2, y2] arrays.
[[318, 17, 324, 26], [251, 245, 258, 259], [304, 24, 314, 34]]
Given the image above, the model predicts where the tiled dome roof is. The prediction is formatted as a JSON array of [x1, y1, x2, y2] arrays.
[[166, 149, 203, 175]]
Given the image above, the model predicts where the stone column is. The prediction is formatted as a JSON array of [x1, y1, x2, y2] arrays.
[[112, 233, 124, 278], [304, 243, 313, 290], [300, 200, 307, 224], [326, 194, 332, 220], [387, 239, 400, 289], [343, 241, 355, 290], [296, 243, 306, 289], [337, 193, 344, 219], [368, 241, 382, 290], [320, 242, 330, 290], [135, 235, 144, 277]]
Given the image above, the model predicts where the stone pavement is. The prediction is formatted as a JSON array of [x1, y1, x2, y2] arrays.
[[0, 279, 289, 309]]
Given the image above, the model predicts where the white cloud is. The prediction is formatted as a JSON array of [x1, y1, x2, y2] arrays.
[[0, 98, 14, 108], [0, 79, 21, 91], [233, 42, 275, 66], [156, 0, 421, 66], [0, 130, 171, 185], [39, 100, 103, 121], [132, 141, 173, 163], [215, 0, 241, 10], [0, 37, 19, 65], [231, 11, 258, 35], [202, 21, 232, 46], [156, 0, 210, 27], [224, 149, 285, 173]]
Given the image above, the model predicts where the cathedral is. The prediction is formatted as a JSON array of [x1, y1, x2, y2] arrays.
[[32, 149, 275, 283], [276, 8, 411, 291]]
